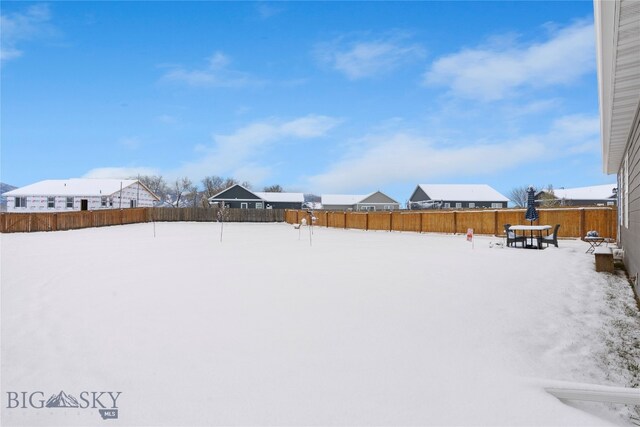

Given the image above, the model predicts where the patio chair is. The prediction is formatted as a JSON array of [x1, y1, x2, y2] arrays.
[[504, 224, 526, 248], [540, 224, 560, 248]]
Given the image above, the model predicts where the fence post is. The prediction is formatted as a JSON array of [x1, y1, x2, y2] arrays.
[[493, 210, 498, 236], [389, 212, 392, 232], [365, 212, 369, 231], [579, 208, 585, 239], [452, 211, 457, 234]]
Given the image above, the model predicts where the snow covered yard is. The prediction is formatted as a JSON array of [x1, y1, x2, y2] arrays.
[[1, 222, 639, 426]]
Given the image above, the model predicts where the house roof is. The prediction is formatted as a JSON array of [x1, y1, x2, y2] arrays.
[[595, 0, 640, 173], [1, 179, 153, 198], [321, 194, 368, 206], [208, 184, 261, 200], [254, 192, 304, 203], [539, 184, 617, 201], [415, 184, 509, 202]]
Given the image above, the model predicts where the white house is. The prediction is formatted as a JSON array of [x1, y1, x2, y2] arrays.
[[408, 184, 509, 209], [321, 191, 400, 211], [595, 0, 640, 296], [2, 179, 159, 212]]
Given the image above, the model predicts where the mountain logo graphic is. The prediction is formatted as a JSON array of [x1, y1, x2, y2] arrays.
[[45, 391, 80, 408]]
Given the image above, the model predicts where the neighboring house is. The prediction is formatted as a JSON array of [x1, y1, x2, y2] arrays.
[[408, 184, 509, 209], [2, 178, 159, 212], [321, 191, 400, 211], [595, 0, 640, 295], [207, 184, 304, 209], [535, 184, 617, 206]]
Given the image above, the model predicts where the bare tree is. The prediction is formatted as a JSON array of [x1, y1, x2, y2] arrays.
[[201, 176, 225, 199], [263, 184, 283, 192], [189, 184, 199, 209], [133, 175, 170, 201], [173, 177, 192, 208], [508, 186, 529, 207], [240, 180, 252, 189]]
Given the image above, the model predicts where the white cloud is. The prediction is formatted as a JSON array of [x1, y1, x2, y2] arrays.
[[161, 51, 258, 88], [306, 113, 599, 193], [307, 133, 544, 193], [83, 167, 160, 179], [424, 20, 595, 101], [315, 32, 425, 80], [172, 114, 341, 184], [1, 4, 53, 64]]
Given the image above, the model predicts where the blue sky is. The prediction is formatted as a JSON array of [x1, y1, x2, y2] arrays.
[[1, 1, 611, 202]]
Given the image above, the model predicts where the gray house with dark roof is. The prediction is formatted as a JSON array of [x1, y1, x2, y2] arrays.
[[207, 184, 304, 209], [409, 184, 509, 209]]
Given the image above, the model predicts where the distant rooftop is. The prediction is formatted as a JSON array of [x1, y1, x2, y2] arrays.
[[542, 184, 617, 201], [417, 184, 509, 202], [254, 192, 304, 203], [321, 194, 369, 205], [2, 178, 140, 197]]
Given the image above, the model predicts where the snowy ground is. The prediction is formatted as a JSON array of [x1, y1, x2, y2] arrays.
[[1, 222, 639, 426]]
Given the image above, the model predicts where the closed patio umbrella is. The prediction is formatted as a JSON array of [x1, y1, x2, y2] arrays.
[[525, 186, 539, 224], [524, 186, 539, 246]]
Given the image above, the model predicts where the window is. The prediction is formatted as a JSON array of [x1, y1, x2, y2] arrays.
[[101, 197, 108, 207], [130, 200, 136, 208], [47, 197, 55, 208], [444, 203, 450, 208], [607, 201, 615, 206], [469, 202, 475, 208], [256, 202, 263, 209], [455, 202, 462, 208], [240, 202, 248, 209], [66, 197, 73, 208], [491, 203, 502, 208], [15, 197, 27, 208]]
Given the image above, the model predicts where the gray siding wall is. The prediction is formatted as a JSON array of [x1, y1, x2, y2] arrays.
[[441, 201, 506, 209], [321, 204, 352, 211], [410, 187, 430, 202], [620, 103, 640, 296]]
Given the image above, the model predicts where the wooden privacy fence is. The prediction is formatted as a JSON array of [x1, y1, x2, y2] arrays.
[[286, 208, 618, 239], [0, 207, 285, 233]]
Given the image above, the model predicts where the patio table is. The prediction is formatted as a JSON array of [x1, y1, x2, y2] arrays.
[[584, 237, 606, 254], [508, 225, 552, 249]]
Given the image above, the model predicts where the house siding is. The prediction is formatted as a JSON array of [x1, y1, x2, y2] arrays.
[[5, 182, 156, 212], [268, 202, 303, 210], [409, 187, 430, 202], [212, 186, 262, 201], [619, 104, 640, 295]]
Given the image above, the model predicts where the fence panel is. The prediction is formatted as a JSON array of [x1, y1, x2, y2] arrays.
[[0, 207, 616, 238], [496, 210, 528, 235], [422, 211, 456, 233], [345, 212, 367, 230], [538, 209, 582, 238], [366, 212, 390, 231], [584, 208, 616, 239], [456, 210, 496, 235], [391, 212, 421, 232]]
